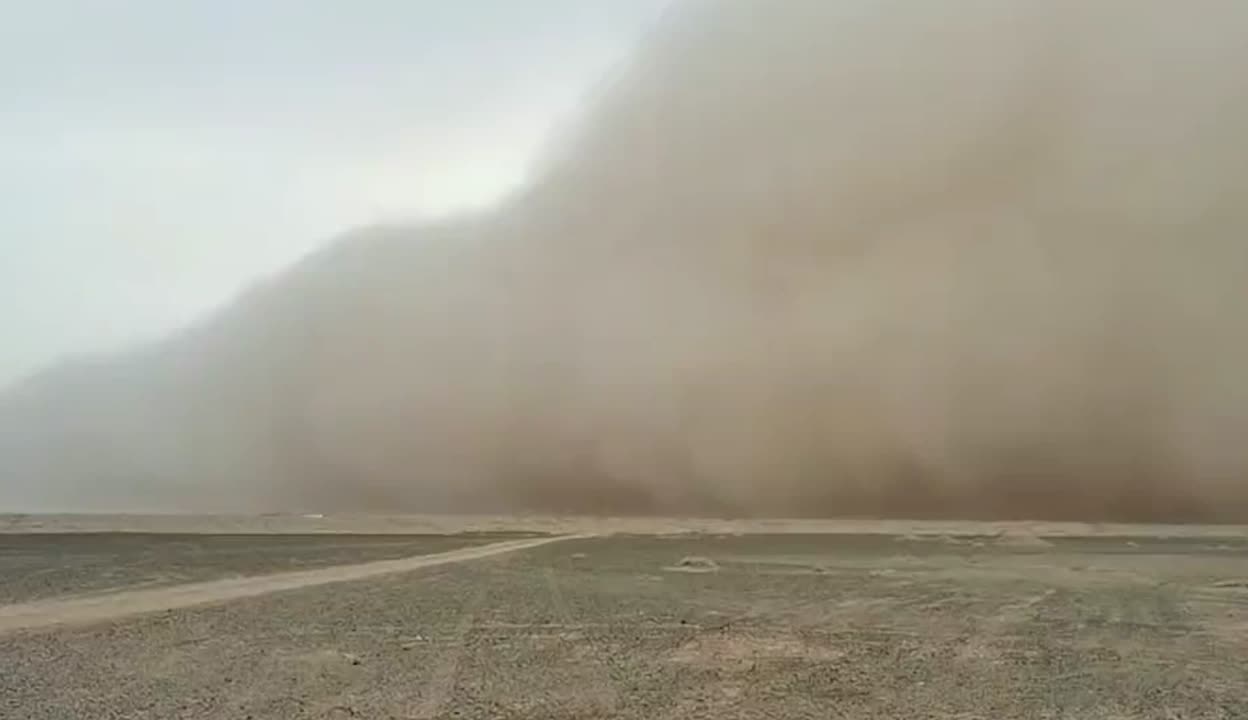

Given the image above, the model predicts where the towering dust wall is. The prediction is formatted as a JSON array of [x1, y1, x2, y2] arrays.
[[4, 0, 1248, 520]]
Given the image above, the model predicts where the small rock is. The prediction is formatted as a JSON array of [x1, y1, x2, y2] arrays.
[[995, 531, 1054, 549], [675, 556, 719, 572]]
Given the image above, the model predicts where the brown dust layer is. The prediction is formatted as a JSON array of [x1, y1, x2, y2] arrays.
[[3, 0, 1248, 521]]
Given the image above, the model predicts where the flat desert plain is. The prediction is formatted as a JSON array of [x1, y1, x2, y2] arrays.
[[1, 516, 1246, 719]]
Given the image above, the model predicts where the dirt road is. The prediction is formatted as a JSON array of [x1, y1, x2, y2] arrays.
[[0, 535, 577, 634]]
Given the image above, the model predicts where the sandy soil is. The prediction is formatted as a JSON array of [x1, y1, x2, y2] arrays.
[[2, 528, 1246, 719]]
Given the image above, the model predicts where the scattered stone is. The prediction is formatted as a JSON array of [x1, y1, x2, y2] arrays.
[[665, 556, 719, 573], [995, 530, 1054, 549]]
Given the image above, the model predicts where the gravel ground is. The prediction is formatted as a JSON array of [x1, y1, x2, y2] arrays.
[[2, 532, 1247, 719], [0, 533, 525, 604]]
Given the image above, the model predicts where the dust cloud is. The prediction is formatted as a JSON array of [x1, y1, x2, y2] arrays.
[[4, 0, 1248, 521]]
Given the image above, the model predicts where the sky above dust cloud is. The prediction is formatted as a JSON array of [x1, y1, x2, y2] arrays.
[[0, 0, 670, 387]]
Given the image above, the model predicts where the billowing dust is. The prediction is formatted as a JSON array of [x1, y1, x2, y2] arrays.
[[3, 0, 1248, 521]]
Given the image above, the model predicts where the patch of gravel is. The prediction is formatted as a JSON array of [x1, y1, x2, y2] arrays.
[[4, 533, 1248, 719]]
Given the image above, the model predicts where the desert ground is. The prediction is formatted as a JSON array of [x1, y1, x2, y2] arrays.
[[1, 517, 1246, 719]]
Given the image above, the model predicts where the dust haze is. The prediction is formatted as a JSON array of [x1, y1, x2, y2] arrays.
[[3, 0, 1248, 521]]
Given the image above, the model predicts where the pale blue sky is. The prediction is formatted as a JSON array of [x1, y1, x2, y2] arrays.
[[0, 0, 670, 386]]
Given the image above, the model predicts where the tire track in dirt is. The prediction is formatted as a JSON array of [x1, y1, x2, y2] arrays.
[[410, 584, 487, 719], [543, 568, 621, 713], [0, 535, 584, 635]]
